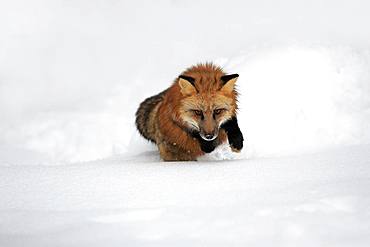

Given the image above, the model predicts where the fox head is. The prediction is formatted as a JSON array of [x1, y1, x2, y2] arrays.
[[175, 68, 239, 141]]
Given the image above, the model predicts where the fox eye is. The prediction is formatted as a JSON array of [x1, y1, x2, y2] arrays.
[[192, 110, 203, 116], [214, 109, 224, 115]]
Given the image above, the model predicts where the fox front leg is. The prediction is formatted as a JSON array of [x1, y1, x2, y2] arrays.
[[191, 132, 217, 153], [221, 117, 244, 152]]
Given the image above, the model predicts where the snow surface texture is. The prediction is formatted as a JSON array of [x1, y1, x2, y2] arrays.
[[1, 0, 370, 246], [1, 146, 370, 246]]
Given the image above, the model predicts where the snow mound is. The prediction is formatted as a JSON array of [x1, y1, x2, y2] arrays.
[[224, 45, 370, 157], [1, 45, 370, 164]]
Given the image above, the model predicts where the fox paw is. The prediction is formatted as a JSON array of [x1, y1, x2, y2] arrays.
[[228, 132, 243, 152], [199, 139, 217, 153]]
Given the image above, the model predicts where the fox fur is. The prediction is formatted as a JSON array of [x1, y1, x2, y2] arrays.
[[136, 63, 244, 161]]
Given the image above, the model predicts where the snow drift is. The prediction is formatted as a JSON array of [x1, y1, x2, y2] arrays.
[[1, 44, 370, 163], [1, 1, 370, 247], [1, 1, 370, 164]]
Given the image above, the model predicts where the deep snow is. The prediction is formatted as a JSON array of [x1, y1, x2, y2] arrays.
[[1, 145, 370, 246], [1, 0, 370, 246]]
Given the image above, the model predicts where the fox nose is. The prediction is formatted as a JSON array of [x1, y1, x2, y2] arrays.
[[205, 134, 214, 140]]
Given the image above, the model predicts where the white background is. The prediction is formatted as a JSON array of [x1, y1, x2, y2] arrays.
[[1, 0, 370, 246]]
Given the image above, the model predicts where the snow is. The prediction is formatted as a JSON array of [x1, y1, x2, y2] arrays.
[[1, 145, 370, 246], [1, 0, 370, 246]]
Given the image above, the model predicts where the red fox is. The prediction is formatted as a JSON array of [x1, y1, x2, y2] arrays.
[[136, 63, 243, 161]]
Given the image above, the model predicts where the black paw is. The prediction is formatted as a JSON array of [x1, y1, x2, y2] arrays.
[[190, 131, 217, 153], [221, 117, 244, 152], [199, 139, 217, 153], [228, 131, 243, 152]]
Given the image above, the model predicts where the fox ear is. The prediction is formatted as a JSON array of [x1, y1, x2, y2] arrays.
[[178, 75, 197, 96], [220, 74, 239, 94]]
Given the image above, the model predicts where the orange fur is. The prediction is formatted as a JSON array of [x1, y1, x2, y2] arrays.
[[136, 63, 239, 161]]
